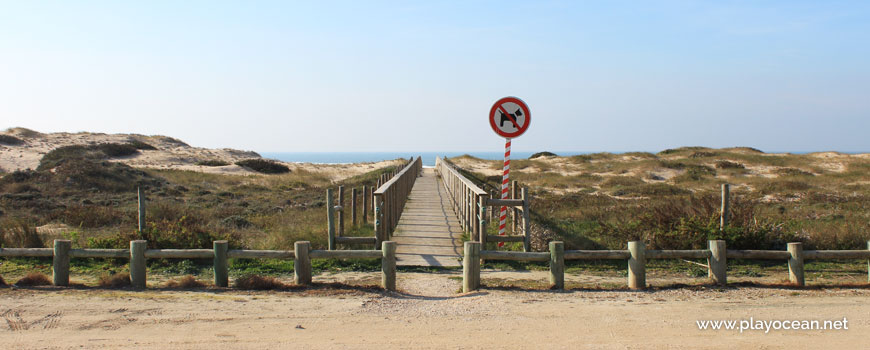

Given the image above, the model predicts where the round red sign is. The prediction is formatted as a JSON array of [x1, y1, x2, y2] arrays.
[[489, 96, 531, 138]]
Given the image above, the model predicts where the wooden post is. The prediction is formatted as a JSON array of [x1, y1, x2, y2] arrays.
[[130, 240, 147, 289], [52, 239, 71, 286], [720, 184, 730, 231], [295, 241, 312, 285], [327, 189, 336, 250], [137, 186, 146, 232], [213, 240, 228, 287], [463, 241, 481, 293], [362, 186, 369, 224], [867, 241, 870, 283], [708, 240, 727, 286], [351, 188, 358, 226], [511, 180, 518, 234], [522, 187, 531, 252], [478, 195, 486, 243], [374, 194, 383, 247], [628, 241, 646, 290], [549, 241, 564, 289], [338, 186, 345, 236], [382, 241, 396, 291], [788, 242, 804, 287]]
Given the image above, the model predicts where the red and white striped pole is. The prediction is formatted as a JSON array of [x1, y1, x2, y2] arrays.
[[498, 138, 511, 247]]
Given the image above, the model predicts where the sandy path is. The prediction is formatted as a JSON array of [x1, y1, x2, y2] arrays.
[[1, 271, 868, 349]]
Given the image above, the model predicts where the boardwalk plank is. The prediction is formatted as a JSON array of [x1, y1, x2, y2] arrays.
[[392, 168, 463, 267]]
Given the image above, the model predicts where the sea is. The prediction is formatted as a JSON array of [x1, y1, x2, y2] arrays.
[[261, 152, 582, 167]]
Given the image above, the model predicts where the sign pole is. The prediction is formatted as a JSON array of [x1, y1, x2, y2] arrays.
[[498, 138, 511, 247]]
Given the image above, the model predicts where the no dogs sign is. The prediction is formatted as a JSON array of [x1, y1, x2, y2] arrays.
[[489, 96, 531, 138]]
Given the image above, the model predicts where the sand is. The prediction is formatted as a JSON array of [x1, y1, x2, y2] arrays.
[[1, 271, 868, 349], [0, 128, 402, 182]]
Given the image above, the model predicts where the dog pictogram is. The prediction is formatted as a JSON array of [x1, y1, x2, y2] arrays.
[[498, 108, 523, 129]]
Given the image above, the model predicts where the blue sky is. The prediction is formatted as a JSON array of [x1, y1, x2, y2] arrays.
[[1, 1, 868, 153]]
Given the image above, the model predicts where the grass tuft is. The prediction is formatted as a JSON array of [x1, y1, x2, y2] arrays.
[[233, 274, 288, 290], [98, 272, 132, 288], [196, 159, 230, 167], [236, 159, 291, 174], [16, 272, 52, 286], [164, 275, 207, 289]]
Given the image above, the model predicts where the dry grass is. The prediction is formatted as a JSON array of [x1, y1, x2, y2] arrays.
[[16, 272, 52, 286], [164, 275, 207, 289], [233, 274, 289, 290], [98, 272, 132, 288]]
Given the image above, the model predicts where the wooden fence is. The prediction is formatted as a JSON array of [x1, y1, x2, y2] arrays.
[[436, 157, 531, 251], [0, 240, 398, 291], [370, 156, 422, 245], [461, 240, 870, 292], [327, 157, 421, 250]]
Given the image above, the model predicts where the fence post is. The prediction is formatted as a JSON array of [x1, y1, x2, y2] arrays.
[[130, 240, 147, 289], [720, 184, 730, 231], [212, 240, 228, 287], [352, 188, 358, 226], [382, 241, 396, 291], [478, 195, 486, 243], [867, 241, 870, 283], [374, 195, 383, 247], [549, 241, 564, 289], [512, 180, 518, 234], [295, 241, 312, 285], [327, 188, 336, 250], [522, 187, 531, 252], [788, 242, 804, 287], [708, 240, 727, 286], [463, 241, 481, 293], [52, 239, 71, 286], [338, 186, 345, 236], [362, 186, 369, 224], [628, 241, 646, 290], [137, 186, 146, 232]]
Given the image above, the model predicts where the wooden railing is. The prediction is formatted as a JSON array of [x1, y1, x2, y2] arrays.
[[461, 240, 870, 292], [0, 239, 398, 291], [371, 156, 422, 245], [436, 157, 531, 251], [435, 157, 488, 242]]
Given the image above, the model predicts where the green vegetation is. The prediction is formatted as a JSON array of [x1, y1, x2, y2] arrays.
[[0, 134, 25, 146], [529, 151, 557, 159], [196, 159, 230, 166], [451, 147, 870, 252], [236, 159, 291, 174]]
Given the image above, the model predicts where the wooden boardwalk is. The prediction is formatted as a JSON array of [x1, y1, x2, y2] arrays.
[[391, 168, 463, 267]]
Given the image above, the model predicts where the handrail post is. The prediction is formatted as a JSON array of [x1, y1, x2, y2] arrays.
[[338, 186, 345, 236], [327, 188, 336, 250], [463, 241, 481, 292], [478, 195, 486, 243], [628, 241, 646, 290], [522, 187, 531, 252], [382, 241, 396, 291]]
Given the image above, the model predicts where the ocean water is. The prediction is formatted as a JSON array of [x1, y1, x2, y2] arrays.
[[260, 152, 583, 167]]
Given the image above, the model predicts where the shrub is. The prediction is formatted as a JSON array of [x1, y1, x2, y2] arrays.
[[690, 151, 717, 158], [234, 274, 287, 290], [16, 272, 51, 286], [775, 168, 813, 177], [221, 215, 251, 229], [196, 159, 230, 167], [601, 176, 645, 188], [164, 275, 207, 289], [99, 272, 131, 288], [0, 218, 43, 248], [236, 159, 290, 174], [529, 151, 557, 159], [127, 140, 157, 150], [56, 205, 123, 228], [715, 160, 745, 169], [96, 143, 139, 157], [0, 274, 5, 286], [0, 134, 24, 146]]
